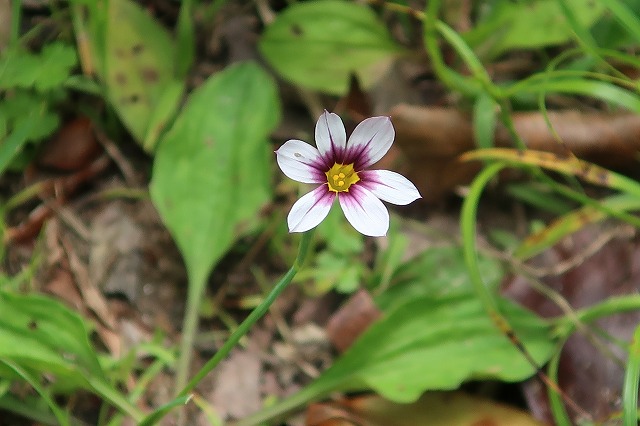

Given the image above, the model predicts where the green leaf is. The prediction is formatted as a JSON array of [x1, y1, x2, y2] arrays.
[[0, 93, 60, 141], [322, 294, 554, 403], [466, 0, 605, 57], [0, 290, 105, 392], [142, 80, 185, 152], [246, 291, 555, 423], [150, 61, 280, 288], [103, 0, 181, 149], [473, 93, 497, 149], [259, 0, 402, 95], [0, 93, 60, 174], [375, 246, 503, 311], [0, 42, 77, 92], [0, 114, 36, 176]]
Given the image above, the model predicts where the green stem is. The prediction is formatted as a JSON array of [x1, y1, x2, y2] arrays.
[[461, 162, 506, 313], [554, 295, 640, 332], [10, 0, 21, 48], [174, 279, 202, 400], [623, 325, 640, 426], [175, 0, 195, 78], [232, 376, 341, 426], [423, 0, 482, 97], [177, 231, 314, 398]]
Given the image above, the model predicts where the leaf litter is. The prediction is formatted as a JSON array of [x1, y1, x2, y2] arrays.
[[3, 0, 640, 425]]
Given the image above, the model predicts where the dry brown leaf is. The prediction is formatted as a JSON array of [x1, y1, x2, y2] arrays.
[[391, 104, 640, 202], [326, 289, 381, 353], [503, 224, 639, 423], [306, 392, 545, 426], [37, 117, 101, 172]]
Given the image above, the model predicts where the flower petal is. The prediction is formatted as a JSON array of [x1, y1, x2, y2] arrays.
[[276, 140, 326, 184], [338, 185, 389, 237], [288, 185, 335, 233], [359, 170, 421, 205], [345, 116, 394, 169], [315, 111, 346, 162]]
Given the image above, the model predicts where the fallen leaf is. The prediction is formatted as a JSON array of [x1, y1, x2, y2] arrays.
[[306, 392, 545, 426], [37, 117, 100, 172], [326, 289, 381, 353], [503, 224, 640, 423], [390, 104, 640, 202]]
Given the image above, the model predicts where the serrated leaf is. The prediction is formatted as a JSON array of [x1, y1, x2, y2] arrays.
[[104, 0, 181, 149], [466, 0, 605, 57], [35, 43, 78, 91], [0, 290, 105, 392], [150, 61, 280, 287], [317, 294, 554, 403], [0, 42, 77, 92], [259, 0, 402, 95]]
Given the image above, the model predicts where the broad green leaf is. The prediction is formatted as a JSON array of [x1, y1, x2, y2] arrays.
[[150, 61, 280, 288], [0, 290, 104, 392], [466, 0, 605, 57], [104, 0, 181, 149], [0, 42, 77, 92], [259, 0, 402, 95], [319, 294, 554, 403], [249, 292, 555, 423]]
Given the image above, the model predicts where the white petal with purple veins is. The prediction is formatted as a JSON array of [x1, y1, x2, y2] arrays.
[[346, 116, 394, 168], [315, 111, 346, 161], [276, 140, 325, 184], [338, 185, 390, 237], [360, 170, 422, 205], [288, 185, 335, 233]]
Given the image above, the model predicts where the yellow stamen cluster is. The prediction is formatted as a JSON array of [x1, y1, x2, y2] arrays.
[[326, 162, 360, 193]]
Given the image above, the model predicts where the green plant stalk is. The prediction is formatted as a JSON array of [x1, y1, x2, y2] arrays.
[[105, 359, 167, 426], [0, 358, 69, 426], [174, 278, 203, 400], [179, 230, 314, 397], [546, 296, 640, 424], [0, 393, 60, 426], [461, 162, 592, 419], [87, 378, 145, 422], [555, 295, 640, 333], [10, 0, 21, 47], [175, 0, 195, 78], [623, 324, 640, 426], [601, 0, 640, 47], [461, 163, 508, 314], [423, 0, 481, 97], [141, 231, 314, 425], [232, 375, 344, 426], [547, 338, 572, 426]]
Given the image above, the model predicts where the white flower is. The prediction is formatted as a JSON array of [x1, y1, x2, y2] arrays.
[[276, 111, 421, 237]]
